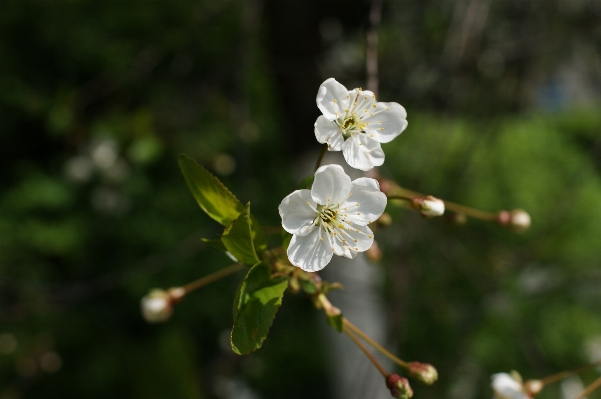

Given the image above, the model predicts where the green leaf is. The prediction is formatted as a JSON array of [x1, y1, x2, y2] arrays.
[[299, 279, 318, 294], [222, 203, 260, 265], [178, 154, 244, 226], [231, 262, 289, 355], [327, 313, 343, 332], [250, 214, 267, 253]]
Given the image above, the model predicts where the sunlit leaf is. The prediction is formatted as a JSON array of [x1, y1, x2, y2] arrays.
[[222, 203, 260, 265], [178, 154, 244, 226], [231, 262, 288, 355]]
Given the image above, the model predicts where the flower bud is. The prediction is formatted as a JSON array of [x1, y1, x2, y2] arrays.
[[524, 379, 543, 396], [366, 241, 383, 263], [497, 209, 531, 233], [407, 362, 438, 385], [377, 212, 393, 228], [386, 374, 413, 399], [140, 287, 185, 323], [412, 196, 445, 218]]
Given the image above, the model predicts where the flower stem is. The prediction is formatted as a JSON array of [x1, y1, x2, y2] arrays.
[[343, 318, 409, 369], [344, 325, 389, 378], [314, 144, 328, 172], [387, 189, 497, 222], [539, 360, 601, 386], [572, 375, 601, 399], [366, 0, 383, 95], [181, 263, 245, 294]]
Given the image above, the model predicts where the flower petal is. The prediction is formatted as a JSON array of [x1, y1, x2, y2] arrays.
[[339, 223, 374, 254], [279, 189, 317, 236], [316, 78, 350, 121], [491, 373, 528, 399], [314, 115, 344, 151], [287, 227, 333, 272], [341, 134, 384, 171], [363, 102, 408, 143], [348, 89, 377, 115], [340, 178, 387, 225], [312, 164, 351, 205]]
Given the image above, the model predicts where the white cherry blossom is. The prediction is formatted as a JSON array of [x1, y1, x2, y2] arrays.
[[314, 78, 408, 171], [491, 373, 530, 399], [279, 164, 387, 272]]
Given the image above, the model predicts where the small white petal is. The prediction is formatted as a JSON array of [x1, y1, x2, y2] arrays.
[[491, 373, 528, 399], [312, 164, 351, 205], [364, 102, 408, 143], [287, 227, 333, 272], [341, 224, 374, 253], [347, 89, 377, 113], [279, 189, 317, 236], [316, 78, 350, 121], [341, 178, 387, 225], [331, 233, 354, 258], [341, 134, 384, 171], [314, 115, 344, 151]]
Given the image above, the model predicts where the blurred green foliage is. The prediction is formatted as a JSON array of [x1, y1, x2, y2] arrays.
[[1, 1, 601, 399]]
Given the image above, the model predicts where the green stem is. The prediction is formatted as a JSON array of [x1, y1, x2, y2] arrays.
[[387, 189, 497, 221], [344, 325, 389, 377], [343, 318, 409, 369], [540, 360, 601, 386], [314, 144, 328, 172], [182, 263, 245, 294], [572, 376, 601, 399]]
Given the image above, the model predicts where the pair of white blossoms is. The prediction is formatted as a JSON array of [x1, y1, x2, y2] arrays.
[[279, 79, 408, 272]]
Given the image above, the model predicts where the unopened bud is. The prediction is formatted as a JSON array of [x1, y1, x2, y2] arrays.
[[366, 241, 383, 263], [379, 179, 393, 196], [412, 196, 445, 218], [377, 212, 393, 228], [140, 287, 185, 323], [407, 362, 438, 385], [497, 209, 531, 233], [386, 374, 413, 399], [524, 379, 543, 396]]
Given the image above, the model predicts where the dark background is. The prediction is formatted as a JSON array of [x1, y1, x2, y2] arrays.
[[1, 1, 601, 398]]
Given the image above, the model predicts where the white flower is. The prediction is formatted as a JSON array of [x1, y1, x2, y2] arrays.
[[314, 78, 408, 171], [279, 164, 387, 272], [491, 373, 529, 399]]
